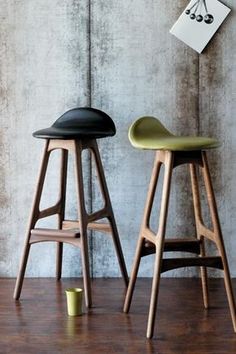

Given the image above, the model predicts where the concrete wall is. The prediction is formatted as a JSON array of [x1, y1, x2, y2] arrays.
[[0, 0, 235, 278]]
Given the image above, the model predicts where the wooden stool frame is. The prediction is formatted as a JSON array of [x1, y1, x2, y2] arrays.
[[14, 138, 128, 306], [123, 149, 236, 338]]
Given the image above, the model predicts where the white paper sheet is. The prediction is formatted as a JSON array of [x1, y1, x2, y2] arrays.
[[170, 0, 231, 53]]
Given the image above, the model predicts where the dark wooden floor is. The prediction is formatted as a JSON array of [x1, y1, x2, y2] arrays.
[[1, 278, 236, 353]]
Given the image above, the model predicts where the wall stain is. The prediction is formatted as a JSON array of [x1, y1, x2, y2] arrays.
[[0, 131, 8, 209]]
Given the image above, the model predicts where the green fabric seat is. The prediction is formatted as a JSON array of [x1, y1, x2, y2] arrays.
[[129, 116, 220, 151]]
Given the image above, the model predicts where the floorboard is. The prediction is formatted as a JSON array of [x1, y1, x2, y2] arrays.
[[0, 278, 236, 353]]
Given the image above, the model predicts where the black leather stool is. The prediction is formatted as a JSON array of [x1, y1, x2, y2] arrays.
[[14, 107, 128, 306]]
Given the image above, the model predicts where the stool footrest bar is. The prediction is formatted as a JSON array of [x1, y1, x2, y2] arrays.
[[164, 238, 201, 254], [161, 256, 223, 273], [63, 220, 112, 234], [142, 238, 202, 256], [29, 228, 81, 246], [31, 228, 80, 238]]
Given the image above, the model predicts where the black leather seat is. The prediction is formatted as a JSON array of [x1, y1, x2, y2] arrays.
[[33, 107, 116, 139]]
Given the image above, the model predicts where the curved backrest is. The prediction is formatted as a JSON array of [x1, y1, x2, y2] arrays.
[[33, 107, 116, 139], [129, 116, 173, 145], [53, 107, 116, 134]]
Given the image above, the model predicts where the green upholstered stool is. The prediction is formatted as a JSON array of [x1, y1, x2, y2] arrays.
[[128, 116, 220, 151], [124, 116, 236, 339]]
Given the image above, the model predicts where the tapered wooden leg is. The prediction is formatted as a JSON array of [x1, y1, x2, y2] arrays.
[[14, 141, 50, 300], [123, 237, 144, 313], [74, 141, 92, 308], [13, 244, 32, 300], [199, 239, 209, 308], [123, 152, 162, 313], [190, 163, 209, 308], [142, 153, 162, 229], [108, 214, 129, 286], [201, 152, 236, 332], [56, 243, 63, 281], [80, 231, 91, 308], [146, 151, 173, 339], [92, 141, 128, 286], [56, 149, 68, 280]]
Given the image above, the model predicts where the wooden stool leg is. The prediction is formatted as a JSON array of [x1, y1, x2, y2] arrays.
[[14, 141, 50, 300], [56, 149, 68, 280], [74, 141, 92, 308], [190, 163, 209, 308], [108, 214, 129, 286], [92, 141, 128, 286], [123, 237, 144, 313], [56, 243, 63, 281], [123, 153, 162, 313], [201, 151, 236, 332], [147, 151, 173, 339]]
